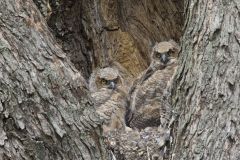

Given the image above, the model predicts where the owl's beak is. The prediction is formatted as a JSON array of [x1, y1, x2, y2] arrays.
[[160, 53, 170, 64], [108, 81, 116, 90]]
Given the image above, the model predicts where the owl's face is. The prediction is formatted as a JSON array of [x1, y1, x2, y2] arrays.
[[152, 41, 180, 65], [152, 49, 174, 65], [95, 67, 122, 90], [97, 77, 120, 90]]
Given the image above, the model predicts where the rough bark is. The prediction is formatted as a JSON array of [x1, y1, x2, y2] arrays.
[[0, 0, 109, 159], [171, 0, 240, 159]]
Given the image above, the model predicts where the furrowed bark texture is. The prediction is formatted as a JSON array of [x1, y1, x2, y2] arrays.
[[47, 0, 184, 79], [171, 0, 240, 159], [0, 0, 109, 159]]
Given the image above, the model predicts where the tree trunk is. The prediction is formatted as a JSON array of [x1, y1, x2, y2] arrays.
[[0, 0, 109, 159], [171, 0, 240, 159]]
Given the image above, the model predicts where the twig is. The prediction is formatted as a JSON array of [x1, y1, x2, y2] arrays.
[[147, 146, 151, 160], [111, 150, 117, 160]]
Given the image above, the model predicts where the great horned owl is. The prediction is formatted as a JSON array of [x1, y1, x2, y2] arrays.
[[126, 40, 180, 130], [89, 67, 127, 133]]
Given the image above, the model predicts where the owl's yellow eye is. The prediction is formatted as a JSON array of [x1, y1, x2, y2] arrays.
[[101, 79, 108, 85], [154, 51, 161, 58], [167, 50, 172, 56]]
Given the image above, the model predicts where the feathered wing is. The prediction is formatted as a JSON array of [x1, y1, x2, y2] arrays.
[[129, 103, 161, 129], [96, 91, 126, 132], [127, 61, 178, 130]]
